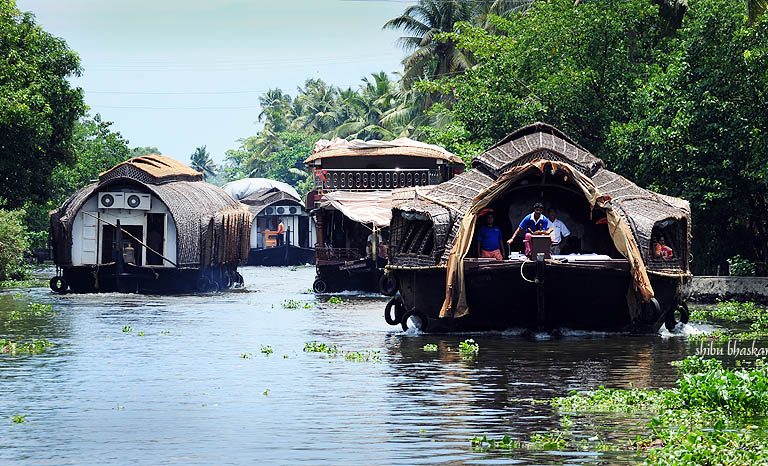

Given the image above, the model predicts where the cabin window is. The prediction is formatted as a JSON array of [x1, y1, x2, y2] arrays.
[[394, 218, 435, 257]]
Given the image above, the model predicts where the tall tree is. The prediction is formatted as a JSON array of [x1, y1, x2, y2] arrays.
[[190, 145, 217, 180], [383, 0, 476, 86], [0, 1, 85, 207], [258, 88, 293, 132]]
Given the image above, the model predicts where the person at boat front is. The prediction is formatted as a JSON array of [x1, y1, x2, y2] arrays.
[[547, 208, 571, 255], [507, 202, 551, 248], [476, 209, 505, 260], [276, 219, 285, 246]]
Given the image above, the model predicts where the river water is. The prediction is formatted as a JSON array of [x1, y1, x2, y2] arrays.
[[0, 266, 752, 465]]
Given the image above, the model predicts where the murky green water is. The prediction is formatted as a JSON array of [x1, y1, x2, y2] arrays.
[[0, 266, 754, 465]]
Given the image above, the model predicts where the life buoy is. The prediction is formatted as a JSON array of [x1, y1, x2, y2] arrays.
[[384, 296, 404, 325], [313, 278, 327, 293], [49, 276, 67, 294], [401, 310, 429, 332], [379, 273, 398, 296]]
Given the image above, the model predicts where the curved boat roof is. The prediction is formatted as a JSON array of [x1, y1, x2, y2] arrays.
[[305, 137, 463, 165], [222, 178, 301, 202], [100, 154, 203, 184]]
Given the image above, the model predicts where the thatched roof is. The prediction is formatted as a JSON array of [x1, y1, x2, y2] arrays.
[[474, 122, 604, 177], [305, 137, 463, 165], [100, 154, 203, 184], [51, 157, 250, 268]]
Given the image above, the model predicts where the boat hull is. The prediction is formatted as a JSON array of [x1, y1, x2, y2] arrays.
[[313, 259, 384, 293], [247, 245, 315, 266], [57, 263, 240, 294], [389, 259, 684, 333]]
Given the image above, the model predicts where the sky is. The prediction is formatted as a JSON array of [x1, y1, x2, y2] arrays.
[[17, 0, 408, 164]]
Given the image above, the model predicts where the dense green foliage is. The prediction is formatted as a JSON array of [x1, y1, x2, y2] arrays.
[[189, 145, 217, 181], [0, 0, 85, 208], [0, 208, 30, 280]]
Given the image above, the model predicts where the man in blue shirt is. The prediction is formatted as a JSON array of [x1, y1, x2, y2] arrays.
[[507, 202, 551, 247], [476, 209, 505, 260]]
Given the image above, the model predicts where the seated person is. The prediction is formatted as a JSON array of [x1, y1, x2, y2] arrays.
[[547, 208, 570, 255], [476, 209, 505, 260], [653, 236, 674, 260], [507, 202, 552, 248]]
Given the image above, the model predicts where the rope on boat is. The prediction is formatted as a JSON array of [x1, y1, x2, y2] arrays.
[[520, 258, 536, 283]]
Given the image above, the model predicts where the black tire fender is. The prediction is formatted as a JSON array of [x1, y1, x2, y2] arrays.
[[379, 273, 398, 296], [50, 276, 68, 294], [401, 310, 429, 332], [679, 301, 690, 324], [313, 278, 327, 293], [196, 277, 211, 293], [384, 296, 403, 325]]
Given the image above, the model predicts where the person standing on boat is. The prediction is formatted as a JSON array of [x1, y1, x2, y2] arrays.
[[547, 208, 571, 255], [276, 218, 285, 246], [476, 209, 505, 260], [507, 202, 551, 250]]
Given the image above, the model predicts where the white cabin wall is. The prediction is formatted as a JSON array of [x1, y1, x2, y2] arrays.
[[70, 189, 177, 267], [250, 221, 259, 249]]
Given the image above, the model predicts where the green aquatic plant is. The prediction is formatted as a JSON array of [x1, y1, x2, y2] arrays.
[[691, 301, 765, 325], [328, 296, 343, 305], [544, 356, 768, 464], [122, 325, 132, 333], [11, 414, 26, 424], [160, 329, 171, 335], [344, 350, 381, 362], [282, 299, 313, 309], [7, 302, 54, 321], [0, 279, 47, 289], [240, 352, 253, 359], [471, 434, 521, 451], [303, 341, 340, 354], [422, 343, 438, 352], [262, 388, 270, 396], [528, 431, 569, 450], [260, 345, 273, 356], [1, 338, 52, 355], [137, 331, 145, 337], [458, 338, 479, 355]]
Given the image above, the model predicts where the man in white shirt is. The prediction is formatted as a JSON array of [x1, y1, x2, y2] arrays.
[[548, 208, 571, 255]]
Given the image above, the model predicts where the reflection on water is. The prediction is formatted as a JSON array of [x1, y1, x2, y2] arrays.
[[0, 266, 741, 465]]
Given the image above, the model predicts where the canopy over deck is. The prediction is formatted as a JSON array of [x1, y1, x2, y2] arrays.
[[316, 190, 392, 228]]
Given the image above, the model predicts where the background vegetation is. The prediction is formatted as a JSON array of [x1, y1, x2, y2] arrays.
[[0, 0, 766, 277]]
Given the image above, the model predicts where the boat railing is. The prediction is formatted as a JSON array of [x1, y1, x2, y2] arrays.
[[314, 168, 440, 191], [315, 247, 363, 263]]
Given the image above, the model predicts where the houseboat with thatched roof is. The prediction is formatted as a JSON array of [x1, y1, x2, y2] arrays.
[[49, 154, 252, 294], [223, 178, 316, 266], [305, 138, 464, 293], [383, 123, 691, 334]]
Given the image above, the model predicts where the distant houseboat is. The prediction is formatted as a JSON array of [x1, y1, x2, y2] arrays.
[[223, 178, 316, 266], [305, 138, 464, 293], [383, 123, 691, 334], [49, 155, 252, 293]]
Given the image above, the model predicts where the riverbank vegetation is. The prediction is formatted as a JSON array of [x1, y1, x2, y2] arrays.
[[473, 356, 768, 464]]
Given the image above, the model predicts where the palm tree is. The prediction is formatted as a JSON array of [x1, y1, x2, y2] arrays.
[[258, 88, 293, 132], [190, 145, 217, 180], [292, 79, 340, 133], [383, 0, 476, 87], [333, 72, 398, 140]]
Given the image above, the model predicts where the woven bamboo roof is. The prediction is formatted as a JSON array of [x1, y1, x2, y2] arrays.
[[305, 137, 463, 165], [473, 122, 604, 177], [99, 154, 203, 184]]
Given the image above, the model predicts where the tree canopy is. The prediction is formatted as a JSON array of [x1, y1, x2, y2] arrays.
[[0, 1, 85, 208]]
